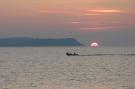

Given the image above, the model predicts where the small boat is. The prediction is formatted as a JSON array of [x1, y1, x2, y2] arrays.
[[66, 52, 79, 56]]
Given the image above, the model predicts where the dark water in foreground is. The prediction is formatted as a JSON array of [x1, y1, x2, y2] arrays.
[[0, 47, 135, 89]]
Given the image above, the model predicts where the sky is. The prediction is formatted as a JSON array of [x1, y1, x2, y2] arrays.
[[0, 0, 135, 46]]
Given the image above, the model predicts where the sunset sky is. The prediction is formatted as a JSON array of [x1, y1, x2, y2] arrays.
[[0, 0, 135, 46]]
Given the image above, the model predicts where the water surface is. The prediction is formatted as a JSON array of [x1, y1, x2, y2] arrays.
[[0, 47, 135, 89]]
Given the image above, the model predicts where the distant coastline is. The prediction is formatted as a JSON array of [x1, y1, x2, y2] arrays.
[[0, 37, 83, 47]]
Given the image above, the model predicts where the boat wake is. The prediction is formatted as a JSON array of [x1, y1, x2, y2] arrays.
[[66, 53, 135, 56]]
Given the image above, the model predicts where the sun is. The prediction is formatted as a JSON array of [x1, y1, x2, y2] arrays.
[[90, 42, 99, 47]]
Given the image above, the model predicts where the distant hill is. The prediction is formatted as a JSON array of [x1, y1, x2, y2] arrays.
[[0, 38, 83, 46]]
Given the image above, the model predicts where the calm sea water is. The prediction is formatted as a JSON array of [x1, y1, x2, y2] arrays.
[[0, 47, 135, 89]]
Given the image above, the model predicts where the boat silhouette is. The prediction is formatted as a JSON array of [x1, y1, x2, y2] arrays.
[[66, 52, 79, 56]]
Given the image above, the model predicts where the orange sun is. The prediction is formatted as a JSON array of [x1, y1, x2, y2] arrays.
[[90, 42, 99, 47]]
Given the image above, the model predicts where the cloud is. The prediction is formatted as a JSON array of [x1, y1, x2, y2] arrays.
[[78, 21, 135, 32], [88, 9, 122, 13], [35, 10, 65, 14], [71, 21, 81, 24], [84, 13, 104, 16], [82, 9, 124, 16], [79, 27, 115, 32]]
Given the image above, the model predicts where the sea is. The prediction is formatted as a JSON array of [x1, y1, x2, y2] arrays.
[[0, 47, 135, 89]]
